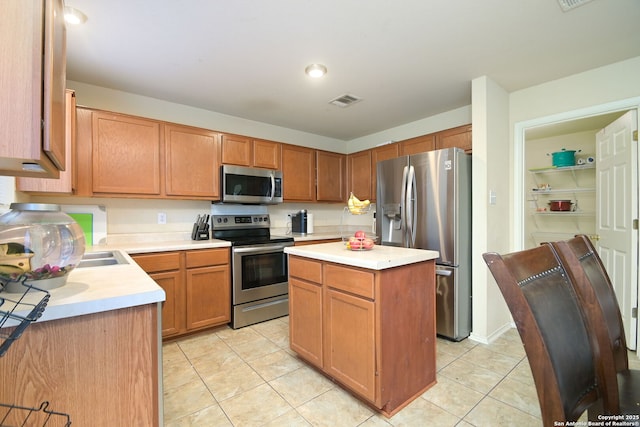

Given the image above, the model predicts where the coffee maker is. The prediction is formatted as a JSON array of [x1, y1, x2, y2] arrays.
[[290, 210, 307, 235]]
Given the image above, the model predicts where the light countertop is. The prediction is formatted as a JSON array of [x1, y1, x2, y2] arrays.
[[89, 239, 231, 254], [0, 229, 354, 329], [285, 241, 439, 270], [0, 250, 165, 328]]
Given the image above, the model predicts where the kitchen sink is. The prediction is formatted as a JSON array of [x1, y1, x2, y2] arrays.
[[77, 250, 129, 268]]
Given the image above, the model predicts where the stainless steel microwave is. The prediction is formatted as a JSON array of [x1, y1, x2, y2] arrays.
[[220, 165, 283, 204]]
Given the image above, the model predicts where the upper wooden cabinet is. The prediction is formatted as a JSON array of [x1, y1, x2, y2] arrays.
[[435, 124, 472, 152], [220, 133, 252, 166], [316, 150, 346, 202], [253, 139, 281, 169], [91, 111, 162, 195], [347, 150, 373, 201], [17, 90, 76, 193], [282, 144, 316, 202], [400, 134, 435, 156], [0, 0, 66, 178], [75, 108, 222, 200], [221, 133, 281, 170], [165, 124, 220, 198]]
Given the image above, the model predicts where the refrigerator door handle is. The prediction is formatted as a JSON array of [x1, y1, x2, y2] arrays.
[[436, 269, 453, 276], [406, 165, 417, 247], [400, 165, 409, 244]]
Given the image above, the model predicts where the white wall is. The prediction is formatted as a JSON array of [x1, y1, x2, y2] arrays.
[[346, 105, 472, 153], [510, 56, 640, 126], [469, 56, 640, 343], [470, 76, 512, 343]]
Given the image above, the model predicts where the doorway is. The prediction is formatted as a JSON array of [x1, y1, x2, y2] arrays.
[[514, 97, 640, 351]]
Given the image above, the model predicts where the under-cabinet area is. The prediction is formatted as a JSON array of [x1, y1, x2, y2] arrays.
[[524, 129, 597, 248]]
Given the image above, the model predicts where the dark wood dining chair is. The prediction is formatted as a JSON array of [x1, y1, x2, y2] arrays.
[[551, 235, 640, 418], [483, 245, 607, 426], [551, 235, 628, 372]]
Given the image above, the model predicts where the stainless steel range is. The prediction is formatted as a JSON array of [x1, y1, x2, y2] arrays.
[[211, 213, 294, 329]]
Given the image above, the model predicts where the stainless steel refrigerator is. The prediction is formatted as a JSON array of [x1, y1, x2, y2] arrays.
[[376, 147, 471, 341]]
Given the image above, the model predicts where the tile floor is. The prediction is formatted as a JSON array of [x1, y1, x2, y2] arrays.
[[162, 317, 640, 426]]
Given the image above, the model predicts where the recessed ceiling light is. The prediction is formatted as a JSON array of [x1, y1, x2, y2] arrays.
[[305, 64, 327, 78], [64, 7, 87, 25]]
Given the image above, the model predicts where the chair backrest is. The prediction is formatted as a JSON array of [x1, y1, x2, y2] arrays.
[[483, 245, 602, 425], [551, 235, 628, 373]]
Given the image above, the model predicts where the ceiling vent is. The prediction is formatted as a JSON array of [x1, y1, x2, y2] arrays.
[[557, 0, 594, 12], [329, 94, 362, 108]]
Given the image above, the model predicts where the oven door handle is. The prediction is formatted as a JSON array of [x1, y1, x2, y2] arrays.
[[233, 244, 291, 254]]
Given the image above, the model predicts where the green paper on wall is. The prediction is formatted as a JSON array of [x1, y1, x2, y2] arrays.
[[68, 213, 93, 246]]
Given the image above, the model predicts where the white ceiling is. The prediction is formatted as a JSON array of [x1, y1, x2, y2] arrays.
[[65, 0, 640, 141]]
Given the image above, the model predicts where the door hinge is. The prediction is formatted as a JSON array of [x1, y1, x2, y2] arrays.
[[634, 219, 639, 230], [634, 130, 638, 142], [632, 307, 638, 319]]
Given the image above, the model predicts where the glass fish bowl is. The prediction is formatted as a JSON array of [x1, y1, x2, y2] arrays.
[[0, 203, 85, 293]]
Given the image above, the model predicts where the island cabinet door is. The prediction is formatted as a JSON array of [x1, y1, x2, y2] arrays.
[[289, 276, 323, 368], [323, 288, 376, 404]]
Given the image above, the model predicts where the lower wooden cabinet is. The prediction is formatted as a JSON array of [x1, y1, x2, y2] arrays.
[[324, 286, 376, 401], [133, 248, 230, 338], [288, 255, 437, 416], [0, 304, 160, 426], [289, 276, 323, 367], [185, 249, 231, 330]]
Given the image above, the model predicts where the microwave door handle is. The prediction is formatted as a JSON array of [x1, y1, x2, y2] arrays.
[[270, 172, 275, 201]]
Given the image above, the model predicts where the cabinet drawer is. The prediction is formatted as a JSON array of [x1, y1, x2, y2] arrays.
[[324, 264, 375, 299], [133, 252, 181, 273], [289, 256, 322, 284], [185, 248, 229, 268]]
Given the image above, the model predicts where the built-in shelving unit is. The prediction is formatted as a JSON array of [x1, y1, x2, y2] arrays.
[[527, 164, 596, 245]]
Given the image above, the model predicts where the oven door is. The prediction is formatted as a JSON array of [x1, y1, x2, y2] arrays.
[[232, 242, 291, 305]]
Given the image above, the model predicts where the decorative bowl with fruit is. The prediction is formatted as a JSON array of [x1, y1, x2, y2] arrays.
[[346, 230, 375, 251]]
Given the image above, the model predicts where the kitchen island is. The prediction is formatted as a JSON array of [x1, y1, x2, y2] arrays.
[[284, 241, 439, 417], [0, 250, 165, 426]]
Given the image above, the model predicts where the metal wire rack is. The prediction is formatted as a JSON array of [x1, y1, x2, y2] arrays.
[[0, 277, 50, 357], [0, 279, 71, 425], [0, 401, 71, 426]]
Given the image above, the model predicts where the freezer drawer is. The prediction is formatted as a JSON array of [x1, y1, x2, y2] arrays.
[[435, 265, 471, 341]]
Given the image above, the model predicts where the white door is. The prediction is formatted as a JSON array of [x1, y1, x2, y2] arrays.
[[596, 109, 638, 350]]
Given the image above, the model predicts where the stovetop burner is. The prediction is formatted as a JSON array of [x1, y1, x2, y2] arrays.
[[211, 214, 294, 247]]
